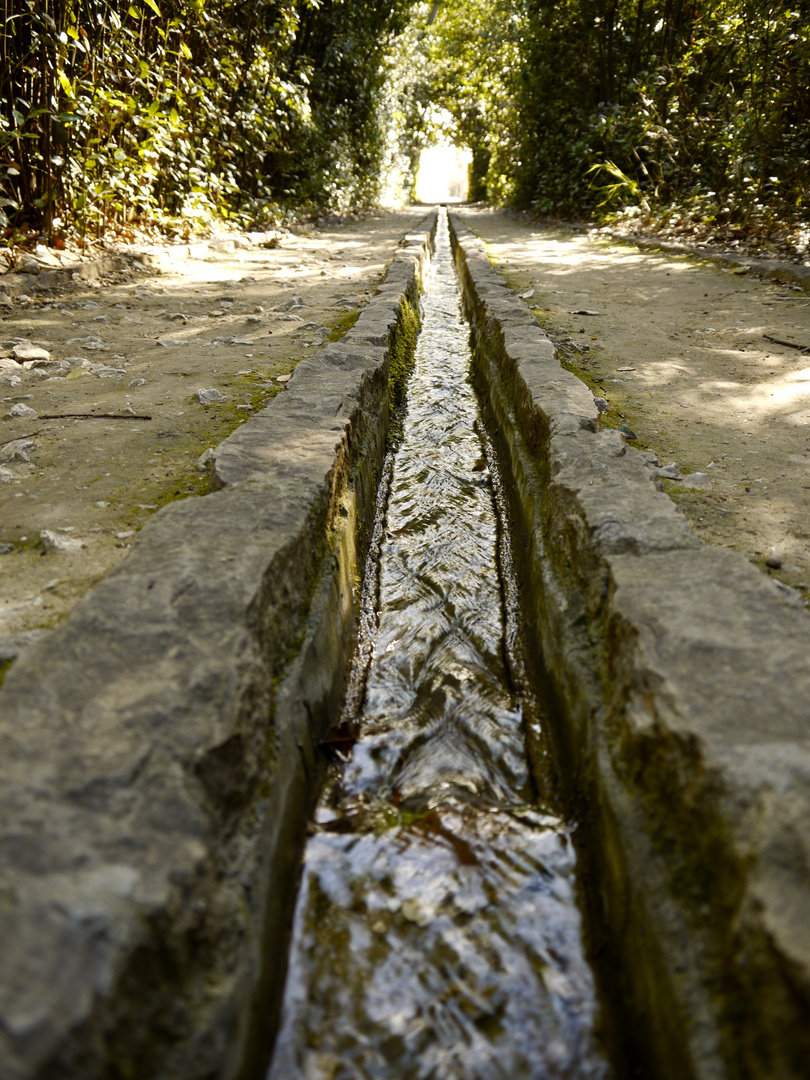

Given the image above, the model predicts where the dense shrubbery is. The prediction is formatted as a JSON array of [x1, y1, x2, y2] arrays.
[[0, 0, 414, 243], [513, 0, 810, 234], [415, 0, 810, 240], [4, 0, 809, 245]]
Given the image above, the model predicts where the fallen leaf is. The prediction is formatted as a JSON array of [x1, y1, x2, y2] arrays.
[[321, 720, 361, 761]]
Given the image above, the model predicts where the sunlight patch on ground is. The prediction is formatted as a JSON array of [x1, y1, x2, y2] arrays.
[[415, 143, 471, 203]]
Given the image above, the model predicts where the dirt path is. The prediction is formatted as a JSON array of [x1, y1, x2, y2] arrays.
[[0, 208, 427, 646], [4, 203, 809, 652], [459, 207, 810, 606]]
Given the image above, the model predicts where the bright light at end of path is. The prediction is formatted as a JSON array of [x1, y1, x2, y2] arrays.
[[415, 143, 472, 203]]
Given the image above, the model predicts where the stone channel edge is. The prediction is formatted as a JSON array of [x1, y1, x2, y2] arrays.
[[449, 211, 810, 1080], [0, 213, 437, 1080]]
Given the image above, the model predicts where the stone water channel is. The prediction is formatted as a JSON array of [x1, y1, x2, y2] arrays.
[[266, 211, 611, 1080]]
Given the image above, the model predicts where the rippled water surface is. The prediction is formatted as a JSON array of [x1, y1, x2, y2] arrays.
[[267, 211, 610, 1080]]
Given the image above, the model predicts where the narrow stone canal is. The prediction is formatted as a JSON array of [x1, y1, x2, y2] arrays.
[[267, 210, 611, 1080]]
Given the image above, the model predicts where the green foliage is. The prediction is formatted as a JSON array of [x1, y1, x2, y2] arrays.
[[0, 0, 416, 240], [405, 0, 525, 203], [512, 0, 810, 232]]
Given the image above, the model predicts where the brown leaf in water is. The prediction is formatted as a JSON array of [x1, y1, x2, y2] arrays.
[[411, 810, 478, 866], [320, 720, 360, 761]]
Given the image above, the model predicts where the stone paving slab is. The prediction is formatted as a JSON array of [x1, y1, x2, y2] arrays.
[[450, 211, 810, 1080], [0, 214, 435, 1080]]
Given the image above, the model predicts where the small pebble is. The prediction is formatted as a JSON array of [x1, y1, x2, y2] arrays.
[[765, 555, 782, 570], [16, 254, 40, 275], [195, 447, 215, 471], [194, 387, 225, 404], [40, 529, 84, 553], [7, 403, 37, 419]]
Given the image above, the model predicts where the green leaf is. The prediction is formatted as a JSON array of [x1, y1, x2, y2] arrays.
[[141, 0, 161, 14], [57, 70, 74, 98]]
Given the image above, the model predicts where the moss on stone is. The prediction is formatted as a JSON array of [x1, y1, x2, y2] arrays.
[[386, 296, 420, 448]]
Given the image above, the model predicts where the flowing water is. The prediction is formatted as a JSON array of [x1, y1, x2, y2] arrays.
[[266, 211, 611, 1080]]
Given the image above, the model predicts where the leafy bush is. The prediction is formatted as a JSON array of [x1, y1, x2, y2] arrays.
[[1, 0, 415, 243]]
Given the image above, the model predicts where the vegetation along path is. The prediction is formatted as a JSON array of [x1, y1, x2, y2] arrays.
[[460, 207, 810, 602]]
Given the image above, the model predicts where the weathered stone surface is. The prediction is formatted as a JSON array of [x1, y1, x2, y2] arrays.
[[449, 211, 810, 1080], [12, 344, 49, 362], [0, 212, 436, 1080], [6, 403, 37, 419]]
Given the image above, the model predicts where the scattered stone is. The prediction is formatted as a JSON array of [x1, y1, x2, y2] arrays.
[[129, 378, 146, 388], [0, 374, 21, 388], [95, 501, 110, 508], [766, 555, 783, 569], [0, 357, 21, 371], [244, 315, 263, 324], [66, 335, 107, 351], [90, 366, 127, 379], [593, 396, 610, 414], [208, 309, 226, 317], [33, 244, 60, 268], [656, 462, 681, 479], [15, 254, 40, 275], [277, 295, 305, 311], [16, 294, 31, 303], [275, 373, 293, 383], [6, 403, 37, 419], [115, 530, 135, 540], [40, 529, 85, 553], [195, 447, 215, 472], [518, 288, 535, 299], [570, 308, 604, 316], [12, 344, 50, 363], [91, 315, 110, 324], [169, 313, 189, 322], [618, 424, 637, 439], [0, 439, 34, 464], [194, 387, 225, 404], [157, 339, 190, 348], [23, 360, 70, 376]]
